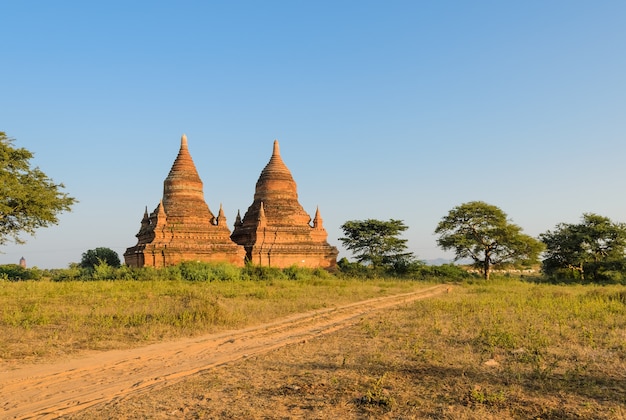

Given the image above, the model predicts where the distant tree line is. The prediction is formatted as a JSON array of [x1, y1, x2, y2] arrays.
[[4, 204, 626, 284], [339, 201, 626, 284], [3, 132, 626, 284]]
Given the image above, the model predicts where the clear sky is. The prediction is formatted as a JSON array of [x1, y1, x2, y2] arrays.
[[1, 1, 625, 269]]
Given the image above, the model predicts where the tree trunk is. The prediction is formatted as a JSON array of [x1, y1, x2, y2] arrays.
[[483, 255, 491, 280]]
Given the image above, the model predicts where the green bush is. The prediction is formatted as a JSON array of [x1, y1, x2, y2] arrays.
[[414, 263, 472, 280], [179, 261, 213, 281], [242, 263, 285, 281], [586, 260, 626, 284], [91, 262, 118, 280], [176, 261, 246, 282], [543, 260, 626, 285], [283, 265, 307, 281], [0, 264, 42, 281], [312, 267, 331, 279], [337, 258, 378, 278], [207, 262, 241, 281], [44, 259, 475, 283], [80, 247, 121, 269], [49, 265, 84, 281]]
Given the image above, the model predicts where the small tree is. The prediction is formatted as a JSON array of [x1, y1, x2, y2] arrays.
[[540, 213, 626, 281], [435, 201, 543, 280], [0, 132, 76, 245], [80, 247, 121, 269], [339, 219, 414, 271]]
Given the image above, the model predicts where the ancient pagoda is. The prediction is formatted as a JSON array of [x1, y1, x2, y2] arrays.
[[231, 140, 338, 269], [124, 135, 245, 267]]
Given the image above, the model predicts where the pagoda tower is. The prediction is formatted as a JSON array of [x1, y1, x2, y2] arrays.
[[231, 140, 338, 269], [124, 135, 245, 267]]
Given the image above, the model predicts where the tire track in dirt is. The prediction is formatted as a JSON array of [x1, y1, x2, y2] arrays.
[[1, 285, 448, 419]]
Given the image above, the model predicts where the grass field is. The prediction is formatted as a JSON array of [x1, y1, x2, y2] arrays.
[[3, 276, 626, 418], [0, 275, 424, 364]]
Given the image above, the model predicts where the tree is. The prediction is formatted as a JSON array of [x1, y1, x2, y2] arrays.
[[540, 213, 626, 281], [80, 247, 121, 269], [0, 132, 76, 245], [434, 201, 543, 280], [339, 219, 414, 270]]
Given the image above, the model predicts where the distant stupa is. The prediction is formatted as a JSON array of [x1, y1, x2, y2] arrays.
[[19, 257, 26, 268], [231, 140, 338, 269]]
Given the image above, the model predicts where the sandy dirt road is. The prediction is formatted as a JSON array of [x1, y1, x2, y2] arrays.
[[1, 285, 448, 419]]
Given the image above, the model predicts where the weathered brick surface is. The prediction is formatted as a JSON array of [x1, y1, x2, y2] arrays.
[[125, 137, 337, 269], [124, 135, 245, 267], [231, 141, 338, 269]]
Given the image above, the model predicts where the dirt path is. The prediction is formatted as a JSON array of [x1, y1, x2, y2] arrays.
[[1, 285, 448, 419]]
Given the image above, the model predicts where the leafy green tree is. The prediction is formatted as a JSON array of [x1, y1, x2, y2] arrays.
[[80, 247, 121, 269], [435, 201, 543, 280], [0, 132, 76, 245], [339, 219, 414, 270], [540, 213, 626, 281]]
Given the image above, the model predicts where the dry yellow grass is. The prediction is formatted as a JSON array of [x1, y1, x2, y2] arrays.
[[0, 277, 424, 365], [63, 279, 626, 419]]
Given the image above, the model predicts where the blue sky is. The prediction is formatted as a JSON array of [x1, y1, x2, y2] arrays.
[[2, 1, 625, 268]]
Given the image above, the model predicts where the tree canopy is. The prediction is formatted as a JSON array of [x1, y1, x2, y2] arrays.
[[339, 219, 414, 270], [434, 201, 543, 279], [0, 132, 76, 246], [80, 247, 122, 269], [540, 213, 626, 282]]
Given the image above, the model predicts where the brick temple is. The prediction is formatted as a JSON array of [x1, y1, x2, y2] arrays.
[[124, 136, 337, 269], [231, 140, 338, 269], [124, 135, 245, 267]]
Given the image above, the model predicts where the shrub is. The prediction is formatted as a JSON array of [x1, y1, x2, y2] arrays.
[[283, 265, 307, 281], [242, 263, 285, 281], [0, 264, 42, 281], [416, 263, 472, 279], [312, 267, 331, 279], [179, 261, 213, 281], [49, 265, 85, 281], [80, 247, 121, 269], [543, 261, 626, 285], [207, 263, 241, 281], [337, 258, 377, 278], [91, 262, 118, 280]]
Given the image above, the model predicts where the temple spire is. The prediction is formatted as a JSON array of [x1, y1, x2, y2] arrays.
[[313, 206, 323, 229], [163, 134, 214, 221], [140, 206, 150, 228], [217, 203, 226, 226], [157, 200, 166, 218], [273, 139, 280, 156], [253, 139, 298, 201], [258, 202, 267, 228]]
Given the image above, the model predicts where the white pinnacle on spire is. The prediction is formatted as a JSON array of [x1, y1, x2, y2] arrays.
[[181, 134, 188, 148]]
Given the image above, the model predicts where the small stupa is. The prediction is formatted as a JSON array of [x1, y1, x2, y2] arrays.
[[231, 140, 338, 269], [124, 135, 245, 267]]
